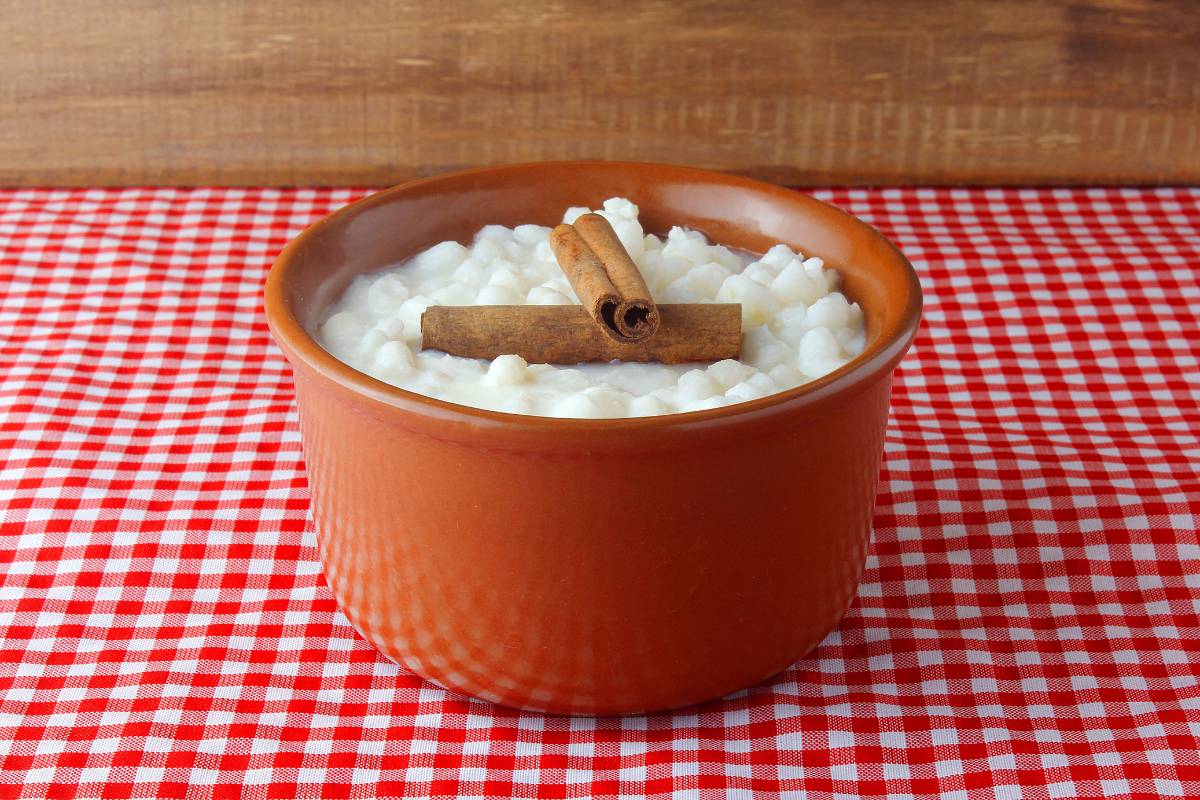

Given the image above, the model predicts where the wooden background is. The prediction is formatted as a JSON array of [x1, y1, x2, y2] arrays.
[[1, 0, 1196, 187]]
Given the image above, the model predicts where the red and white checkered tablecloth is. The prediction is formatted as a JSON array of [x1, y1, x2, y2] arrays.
[[1, 186, 1197, 799]]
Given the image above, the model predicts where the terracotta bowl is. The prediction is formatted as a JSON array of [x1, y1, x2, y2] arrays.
[[265, 161, 921, 714]]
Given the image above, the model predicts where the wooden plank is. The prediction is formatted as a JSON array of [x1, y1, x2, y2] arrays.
[[1, 0, 1196, 186]]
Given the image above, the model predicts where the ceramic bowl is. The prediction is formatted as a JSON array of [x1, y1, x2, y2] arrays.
[[265, 161, 921, 714]]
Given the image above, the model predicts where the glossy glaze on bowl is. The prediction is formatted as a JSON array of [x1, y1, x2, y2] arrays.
[[265, 161, 921, 714]]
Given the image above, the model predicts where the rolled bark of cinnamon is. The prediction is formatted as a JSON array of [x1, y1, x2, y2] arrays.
[[548, 224, 623, 342], [572, 213, 660, 341], [421, 304, 741, 365]]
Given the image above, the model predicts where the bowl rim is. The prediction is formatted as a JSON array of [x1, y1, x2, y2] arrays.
[[265, 160, 923, 433]]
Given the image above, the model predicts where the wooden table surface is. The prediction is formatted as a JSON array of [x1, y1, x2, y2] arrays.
[[1, 0, 1196, 186]]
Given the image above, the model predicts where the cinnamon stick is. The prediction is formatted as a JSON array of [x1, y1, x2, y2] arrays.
[[548, 224, 623, 342], [421, 304, 741, 365], [572, 213, 660, 341]]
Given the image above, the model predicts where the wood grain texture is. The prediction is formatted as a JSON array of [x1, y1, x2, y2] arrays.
[[1, 0, 1196, 186]]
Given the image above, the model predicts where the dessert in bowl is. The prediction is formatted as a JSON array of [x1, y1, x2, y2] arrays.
[[319, 195, 866, 418], [265, 161, 921, 714]]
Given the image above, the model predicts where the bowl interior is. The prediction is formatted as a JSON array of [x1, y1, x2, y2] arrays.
[[279, 163, 917, 352]]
